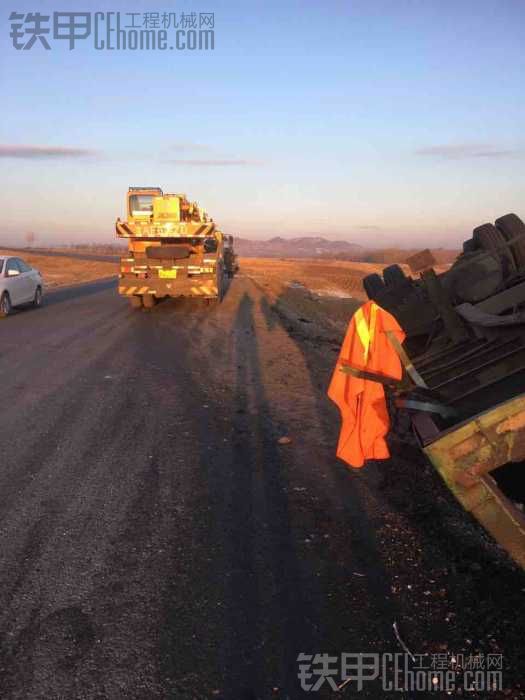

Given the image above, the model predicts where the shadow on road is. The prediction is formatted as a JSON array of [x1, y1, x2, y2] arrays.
[[259, 288, 399, 634], [147, 290, 325, 698], [218, 292, 316, 697]]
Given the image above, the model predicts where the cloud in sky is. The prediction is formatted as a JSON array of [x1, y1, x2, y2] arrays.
[[0, 144, 98, 159], [169, 143, 213, 153], [166, 158, 262, 166], [0, 143, 258, 167], [415, 143, 519, 160]]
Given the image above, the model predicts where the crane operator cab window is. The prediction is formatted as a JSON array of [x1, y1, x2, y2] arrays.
[[129, 194, 154, 217]]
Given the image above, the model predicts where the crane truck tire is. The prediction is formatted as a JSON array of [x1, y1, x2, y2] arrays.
[[446, 251, 503, 303], [462, 239, 477, 253], [216, 262, 224, 301], [363, 273, 386, 300], [129, 296, 142, 309], [495, 213, 525, 271], [143, 295, 156, 309], [473, 223, 516, 274], [383, 264, 407, 288]]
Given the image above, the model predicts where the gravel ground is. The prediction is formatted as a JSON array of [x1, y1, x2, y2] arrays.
[[0, 267, 522, 699]]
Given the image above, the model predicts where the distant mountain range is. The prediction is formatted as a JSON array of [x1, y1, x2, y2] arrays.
[[235, 236, 364, 258]]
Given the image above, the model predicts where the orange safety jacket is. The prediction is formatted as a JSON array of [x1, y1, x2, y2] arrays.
[[328, 300, 406, 468]]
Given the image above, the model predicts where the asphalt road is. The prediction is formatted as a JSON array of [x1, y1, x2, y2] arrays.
[[0, 276, 523, 699]]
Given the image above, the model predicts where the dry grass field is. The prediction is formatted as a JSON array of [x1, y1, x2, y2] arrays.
[[240, 257, 436, 336], [240, 255, 453, 298], [241, 256, 392, 300], [0, 249, 118, 288]]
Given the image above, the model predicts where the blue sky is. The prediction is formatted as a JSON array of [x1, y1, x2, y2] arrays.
[[1, 0, 524, 246]]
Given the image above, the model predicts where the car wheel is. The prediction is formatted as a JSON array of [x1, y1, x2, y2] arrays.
[[363, 273, 385, 300], [0, 292, 12, 318], [33, 286, 43, 308]]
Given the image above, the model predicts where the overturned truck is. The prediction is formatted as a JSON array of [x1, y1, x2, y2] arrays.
[[116, 187, 237, 308], [362, 213, 525, 569]]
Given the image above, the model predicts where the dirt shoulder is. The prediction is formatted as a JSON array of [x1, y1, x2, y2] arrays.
[[239, 254, 451, 330], [0, 249, 118, 288], [237, 263, 524, 696], [239, 256, 374, 342]]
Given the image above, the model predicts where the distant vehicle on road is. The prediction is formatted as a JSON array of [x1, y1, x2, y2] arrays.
[[116, 187, 237, 308], [0, 256, 43, 317]]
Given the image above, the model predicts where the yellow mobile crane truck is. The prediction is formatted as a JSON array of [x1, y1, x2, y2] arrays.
[[116, 187, 237, 308]]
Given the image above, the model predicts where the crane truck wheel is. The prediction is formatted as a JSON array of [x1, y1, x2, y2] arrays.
[[495, 213, 525, 271], [462, 239, 477, 253], [129, 295, 143, 309], [472, 223, 516, 275], [363, 273, 385, 300], [383, 264, 406, 288], [142, 294, 156, 309], [216, 262, 224, 301]]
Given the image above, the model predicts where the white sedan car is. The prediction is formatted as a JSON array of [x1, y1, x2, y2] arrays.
[[0, 255, 43, 317]]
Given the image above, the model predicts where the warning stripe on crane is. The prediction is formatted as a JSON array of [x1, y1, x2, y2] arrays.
[[118, 286, 150, 295], [118, 286, 218, 296]]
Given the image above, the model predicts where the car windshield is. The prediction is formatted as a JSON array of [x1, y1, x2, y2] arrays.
[[130, 195, 154, 216], [17, 259, 30, 272]]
